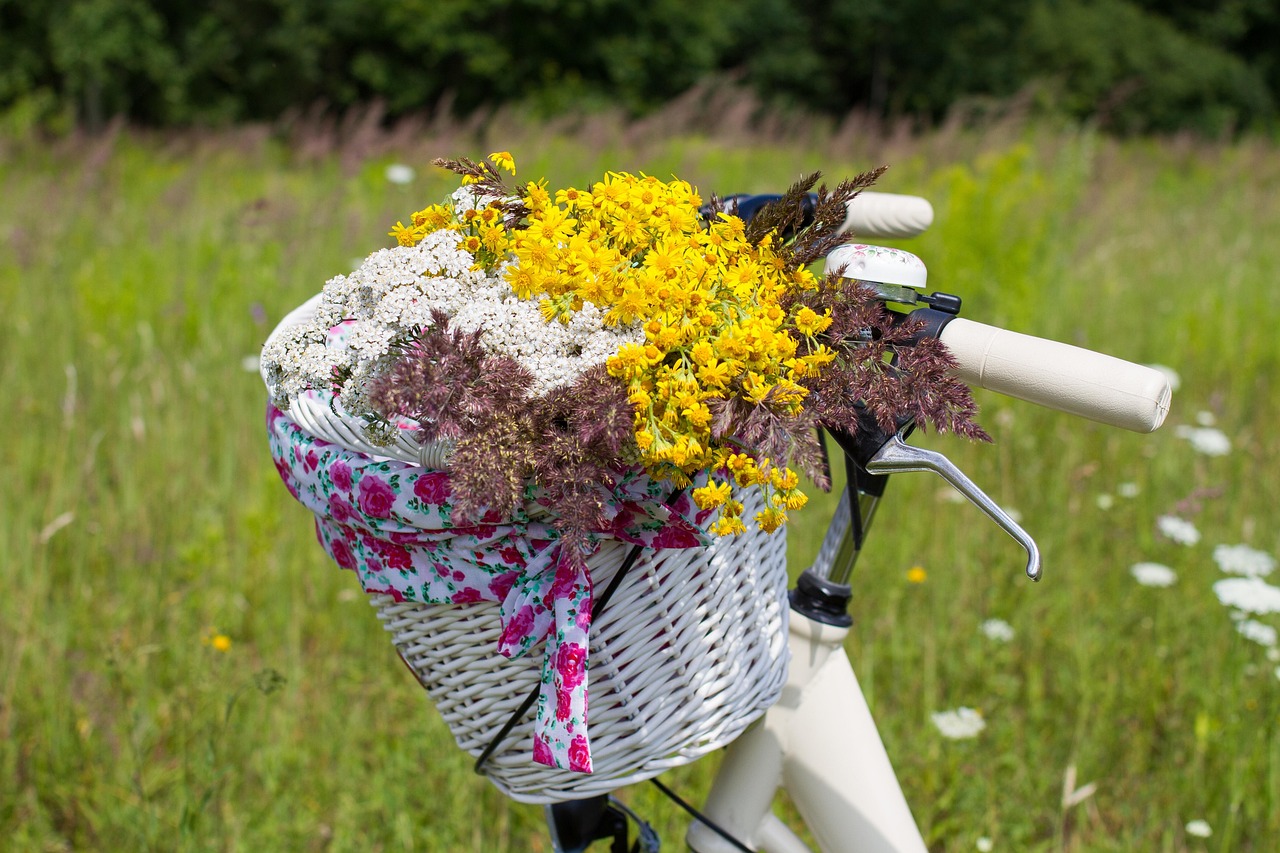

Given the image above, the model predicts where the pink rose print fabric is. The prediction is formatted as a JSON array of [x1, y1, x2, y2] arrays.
[[267, 404, 712, 773]]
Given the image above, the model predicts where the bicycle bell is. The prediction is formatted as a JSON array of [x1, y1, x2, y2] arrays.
[[825, 244, 928, 303]]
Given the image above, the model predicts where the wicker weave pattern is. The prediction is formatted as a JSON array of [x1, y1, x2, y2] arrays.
[[373, 498, 789, 803]]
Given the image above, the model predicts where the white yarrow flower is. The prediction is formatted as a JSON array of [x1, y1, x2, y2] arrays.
[[385, 163, 416, 185], [1174, 425, 1231, 457], [975, 837, 993, 852], [1116, 481, 1140, 498], [931, 707, 986, 739], [1213, 577, 1280, 615], [1184, 819, 1211, 838], [259, 226, 642, 433], [1157, 515, 1201, 546], [980, 619, 1015, 642], [1213, 543, 1276, 578], [1236, 619, 1278, 647], [1131, 562, 1177, 588]]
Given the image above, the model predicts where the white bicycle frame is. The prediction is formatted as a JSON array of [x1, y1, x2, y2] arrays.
[[688, 609, 927, 853]]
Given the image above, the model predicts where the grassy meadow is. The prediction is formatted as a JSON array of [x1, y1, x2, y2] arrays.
[[3, 108, 1279, 851]]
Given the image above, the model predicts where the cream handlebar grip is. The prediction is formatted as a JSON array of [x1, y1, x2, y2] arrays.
[[841, 192, 935, 239], [939, 318, 1172, 433]]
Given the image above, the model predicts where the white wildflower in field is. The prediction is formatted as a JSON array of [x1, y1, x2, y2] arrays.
[[975, 838, 993, 852], [1146, 363, 1181, 392], [931, 707, 986, 739], [1131, 562, 1177, 588], [1213, 577, 1280, 615], [1195, 410, 1216, 426], [1213, 543, 1276, 578], [1268, 647, 1280, 662], [384, 163, 415, 185], [1157, 515, 1201, 546], [1117, 482, 1141, 498], [980, 619, 1015, 642], [1236, 619, 1278, 647], [1185, 819, 1212, 838], [1096, 493, 1115, 510], [1174, 425, 1231, 456]]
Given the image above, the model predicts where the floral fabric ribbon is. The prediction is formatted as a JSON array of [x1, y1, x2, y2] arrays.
[[267, 404, 712, 773]]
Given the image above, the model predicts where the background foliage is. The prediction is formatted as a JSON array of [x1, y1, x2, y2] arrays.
[[2, 0, 1278, 135]]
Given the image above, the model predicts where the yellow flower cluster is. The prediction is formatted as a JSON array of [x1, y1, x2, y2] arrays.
[[396, 153, 829, 535], [389, 152, 518, 273]]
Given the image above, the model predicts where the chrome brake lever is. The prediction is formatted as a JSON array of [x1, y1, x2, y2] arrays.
[[865, 433, 1042, 581]]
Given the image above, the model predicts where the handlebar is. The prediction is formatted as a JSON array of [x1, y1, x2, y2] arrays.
[[939, 318, 1171, 433], [841, 191, 934, 239], [716, 191, 934, 242]]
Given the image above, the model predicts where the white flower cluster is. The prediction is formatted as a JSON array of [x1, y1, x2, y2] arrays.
[[1213, 576, 1280, 615], [452, 293, 641, 396], [1131, 561, 1177, 588], [979, 618, 1015, 642], [1236, 618, 1278, 647], [261, 227, 642, 429], [1156, 515, 1201, 546], [1174, 424, 1232, 456], [931, 706, 986, 739], [1213, 543, 1276, 578]]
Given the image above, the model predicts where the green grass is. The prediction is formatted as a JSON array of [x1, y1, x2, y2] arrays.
[[2, 115, 1279, 851]]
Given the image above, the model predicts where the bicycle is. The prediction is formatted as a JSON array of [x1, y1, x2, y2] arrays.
[[536, 190, 1172, 853], [262, 183, 1172, 852]]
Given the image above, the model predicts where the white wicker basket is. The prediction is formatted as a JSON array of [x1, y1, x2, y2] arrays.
[[265, 295, 791, 803]]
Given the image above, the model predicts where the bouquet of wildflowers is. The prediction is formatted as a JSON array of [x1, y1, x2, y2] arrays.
[[262, 152, 987, 559]]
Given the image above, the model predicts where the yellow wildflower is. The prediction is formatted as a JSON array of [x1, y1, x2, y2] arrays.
[[693, 479, 733, 510], [490, 151, 516, 174], [755, 506, 787, 534], [794, 306, 833, 336], [713, 515, 747, 536], [907, 566, 928, 584], [389, 221, 418, 247]]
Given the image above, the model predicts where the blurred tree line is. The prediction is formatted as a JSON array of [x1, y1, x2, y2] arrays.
[[2, 0, 1275, 135]]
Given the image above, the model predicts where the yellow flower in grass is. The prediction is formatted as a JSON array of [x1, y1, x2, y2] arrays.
[[203, 632, 233, 652], [907, 566, 928, 584]]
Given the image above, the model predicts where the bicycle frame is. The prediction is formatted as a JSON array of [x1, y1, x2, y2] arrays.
[[687, 441, 931, 853], [687, 609, 927, 853]]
